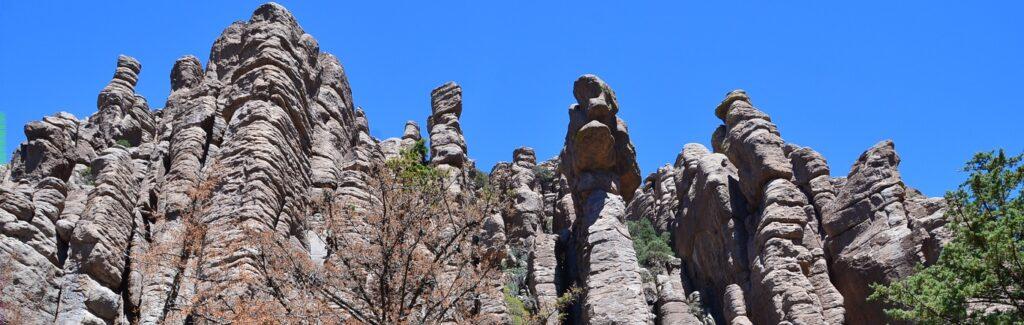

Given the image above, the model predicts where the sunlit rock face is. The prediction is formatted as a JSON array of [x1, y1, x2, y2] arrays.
[[821, 140, 948, 325], [1, 3, 947, 324], [557, 75, 652, 325]]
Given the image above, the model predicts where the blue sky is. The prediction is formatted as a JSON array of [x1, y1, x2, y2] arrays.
[[1, 1, 1021, 196]]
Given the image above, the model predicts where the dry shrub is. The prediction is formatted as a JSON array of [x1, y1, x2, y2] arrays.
[[146, 152, 504, 324]]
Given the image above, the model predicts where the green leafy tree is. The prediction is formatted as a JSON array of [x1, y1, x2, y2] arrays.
[[627, 218, 675, 275], [871, 150, 1024, 324]]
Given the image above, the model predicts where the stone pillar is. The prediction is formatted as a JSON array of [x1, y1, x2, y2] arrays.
[[714, 90, 844, 324], [558, 74, 651, 324], [428, 82, 470, 194]]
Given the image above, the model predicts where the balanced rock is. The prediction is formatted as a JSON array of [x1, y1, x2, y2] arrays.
[[559, 74, 652, 325]]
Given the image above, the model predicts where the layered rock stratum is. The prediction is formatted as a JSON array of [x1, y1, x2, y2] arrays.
[[1, 3, 948, 324]]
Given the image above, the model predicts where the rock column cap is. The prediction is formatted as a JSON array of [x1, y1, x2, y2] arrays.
[[715, 89, 751, 120]]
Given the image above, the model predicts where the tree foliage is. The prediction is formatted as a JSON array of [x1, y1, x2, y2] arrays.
[[871, 150, 1024, 324], [627, 218, 675, 275]]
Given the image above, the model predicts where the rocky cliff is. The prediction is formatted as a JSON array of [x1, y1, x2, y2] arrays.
[[0, 3, 948, 325]]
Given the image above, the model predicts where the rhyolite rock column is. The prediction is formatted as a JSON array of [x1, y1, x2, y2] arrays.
[[558, 74, 651, 324], [428, 81, 471, 194], [713, 90, 845, 324], [625, 164, 678, 233], [669, 142, 754, 325], [822, 140, 948, 324], [57, 147, 140, 324]]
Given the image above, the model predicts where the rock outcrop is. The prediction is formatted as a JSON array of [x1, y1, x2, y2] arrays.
[[558, 75, 652, 325], [626, 164, 678, 233], [2, 3, 369, 323], [428, 81, 474, 194], [492, 147, 544, 242], [822, 140, 948, 324], [57, 147, 140, 324], [620, 90, 947, 325], [669, 143, 753, 325], [380, 120, 422, 160], [0, 3, 951, 325], [712, 90, 845, 324]]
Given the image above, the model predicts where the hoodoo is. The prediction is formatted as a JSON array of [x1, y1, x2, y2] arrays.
[[0, 3, 950, 324]]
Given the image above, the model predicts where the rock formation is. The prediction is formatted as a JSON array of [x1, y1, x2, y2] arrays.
[[626, 164, 678, 233], [491, 147, 545, 242], [558, 75, 652, 324], [821, 140, 948, 324], [714, 90, 846, 324], [667, 143, 753, 325], [428, 81, 474, 194], [0, 3, 951, 325], [380, 120, 421, 160]]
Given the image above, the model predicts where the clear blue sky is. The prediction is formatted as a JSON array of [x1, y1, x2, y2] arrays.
[[1, 1, 1021, 196]]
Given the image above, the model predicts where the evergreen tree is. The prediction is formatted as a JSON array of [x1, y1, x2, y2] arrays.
[[871, 150, 1024, 323]]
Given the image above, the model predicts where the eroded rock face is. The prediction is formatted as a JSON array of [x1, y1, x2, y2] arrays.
[[712, 90, 845, 325], [169, 4, 348, 317], [2, 3, 367, 323], [58, 147, 139, 324], [1, 4, 950, 325], [82, 55, 156, 151], [669, 144, 753, 325], [529, 233, 561, 324], [429, 82, 467, 167], [499, 147, 544, 241], [822, 140, 948, 324], [428, 81, 473, 194], [626, 164, 678, 233], [9, 113, 81, 183], [559, 75, 652, 325], [623, 91, 945, 325]]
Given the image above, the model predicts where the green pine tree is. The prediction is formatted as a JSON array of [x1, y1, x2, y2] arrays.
[[870, 150, 1024, 324]]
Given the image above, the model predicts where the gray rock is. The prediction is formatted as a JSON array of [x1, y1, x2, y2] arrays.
[[670, 145, 751, 323], [576, 192, 652, 324], [58, 147, 139, 323], [9, 113, 80, 183], [429, 82, 468, 167], [79, 55, 155, 150], [626, 164, 677, 233], [380, 120, 423, 160], [0, 4, 951, 325], [823, 140, 947, 324], [714, 90, 843, 325], [529, 233, 561, 324], [655, 271, 706, 325], [559, 75, 652, 324], [428, 82, 472, 195]]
